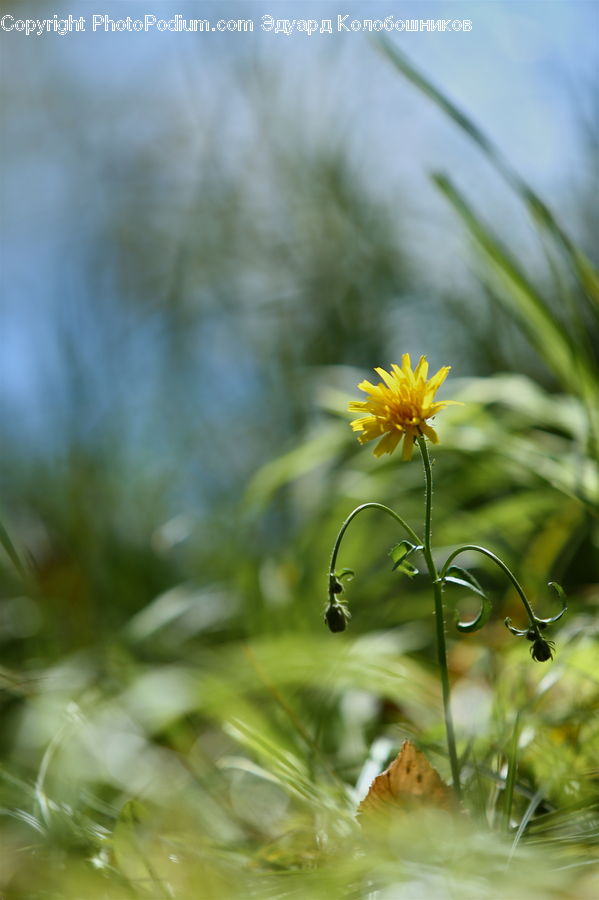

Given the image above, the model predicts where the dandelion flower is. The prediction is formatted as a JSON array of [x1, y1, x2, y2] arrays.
[[348, 354, 461, 461]]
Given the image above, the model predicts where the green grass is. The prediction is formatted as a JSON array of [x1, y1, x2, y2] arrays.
[[1, 40, 598, 900]]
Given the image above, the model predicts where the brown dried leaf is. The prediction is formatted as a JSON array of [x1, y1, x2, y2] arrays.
[[358, 740, 454, 818]]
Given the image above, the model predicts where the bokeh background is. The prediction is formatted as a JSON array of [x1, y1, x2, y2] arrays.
[[1, 1, 598, 897]]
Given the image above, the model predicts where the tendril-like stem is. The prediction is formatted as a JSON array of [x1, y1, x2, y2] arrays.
[[439, 544, 545, 642], [417, 437, 461, 798], [328, 502, 421, 580]]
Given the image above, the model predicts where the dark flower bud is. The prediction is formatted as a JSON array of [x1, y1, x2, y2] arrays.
[[325, 602, 350, 633], [530, 638, 555, 662], [329, 574, 344, 596]]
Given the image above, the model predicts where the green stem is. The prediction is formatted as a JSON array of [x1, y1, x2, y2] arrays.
[[417, 437, 461, 798], [440, 544, 544, 641], [328, 502, 421, 579]]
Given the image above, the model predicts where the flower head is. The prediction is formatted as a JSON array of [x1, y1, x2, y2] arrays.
[[348, 354, 461, 461]]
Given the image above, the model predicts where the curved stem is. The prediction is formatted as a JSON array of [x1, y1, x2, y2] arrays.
[[417, 437, 461, 798], [328, 502, 421, 578], [440, 544, 543, 641]]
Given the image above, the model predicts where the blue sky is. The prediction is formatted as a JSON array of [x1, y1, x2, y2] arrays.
[[1, 0, 597, 452]]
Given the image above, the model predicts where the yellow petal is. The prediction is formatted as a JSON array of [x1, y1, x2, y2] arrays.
[[390, 363, 404, 382], [425, 366, 451, 394], [374, 367, 397, 390], [420, 423, 439, 443], [402, 431, 416, 461], [357, 379, 378, 395], [355, 416, 385, 441], [414, 356, 429, 382], [350, 414, 373, 431], [427, 400, 463, 416], [373, 431, 402, 457]]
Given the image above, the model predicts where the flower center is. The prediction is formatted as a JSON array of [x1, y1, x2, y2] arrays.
[[386, 398, 422, 427]]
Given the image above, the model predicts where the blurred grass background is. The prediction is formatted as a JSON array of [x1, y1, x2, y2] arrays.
[[1, 1, 598, 897]]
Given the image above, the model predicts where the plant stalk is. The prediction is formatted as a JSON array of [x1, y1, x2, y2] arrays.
[[417, 437, 461, 798], [328, 502, 421, 579], [440, 544, 545, 641]]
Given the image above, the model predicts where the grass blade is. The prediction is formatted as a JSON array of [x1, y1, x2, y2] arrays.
[[0, 519, 27, 580], [503, 713, 520, 833], [433, 173, 596, 396], [377, 35, 599, 313]]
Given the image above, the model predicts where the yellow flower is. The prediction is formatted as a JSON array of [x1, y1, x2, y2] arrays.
[[348, 354, 461, 461]]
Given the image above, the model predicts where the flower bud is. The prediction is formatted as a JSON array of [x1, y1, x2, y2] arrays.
[[325, 602, 350, 633], [530, 638, 554, 662], [329, 575, 344, 596]]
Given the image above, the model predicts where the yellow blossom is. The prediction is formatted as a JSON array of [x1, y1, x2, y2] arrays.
[[348, 354, 462, 461]]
